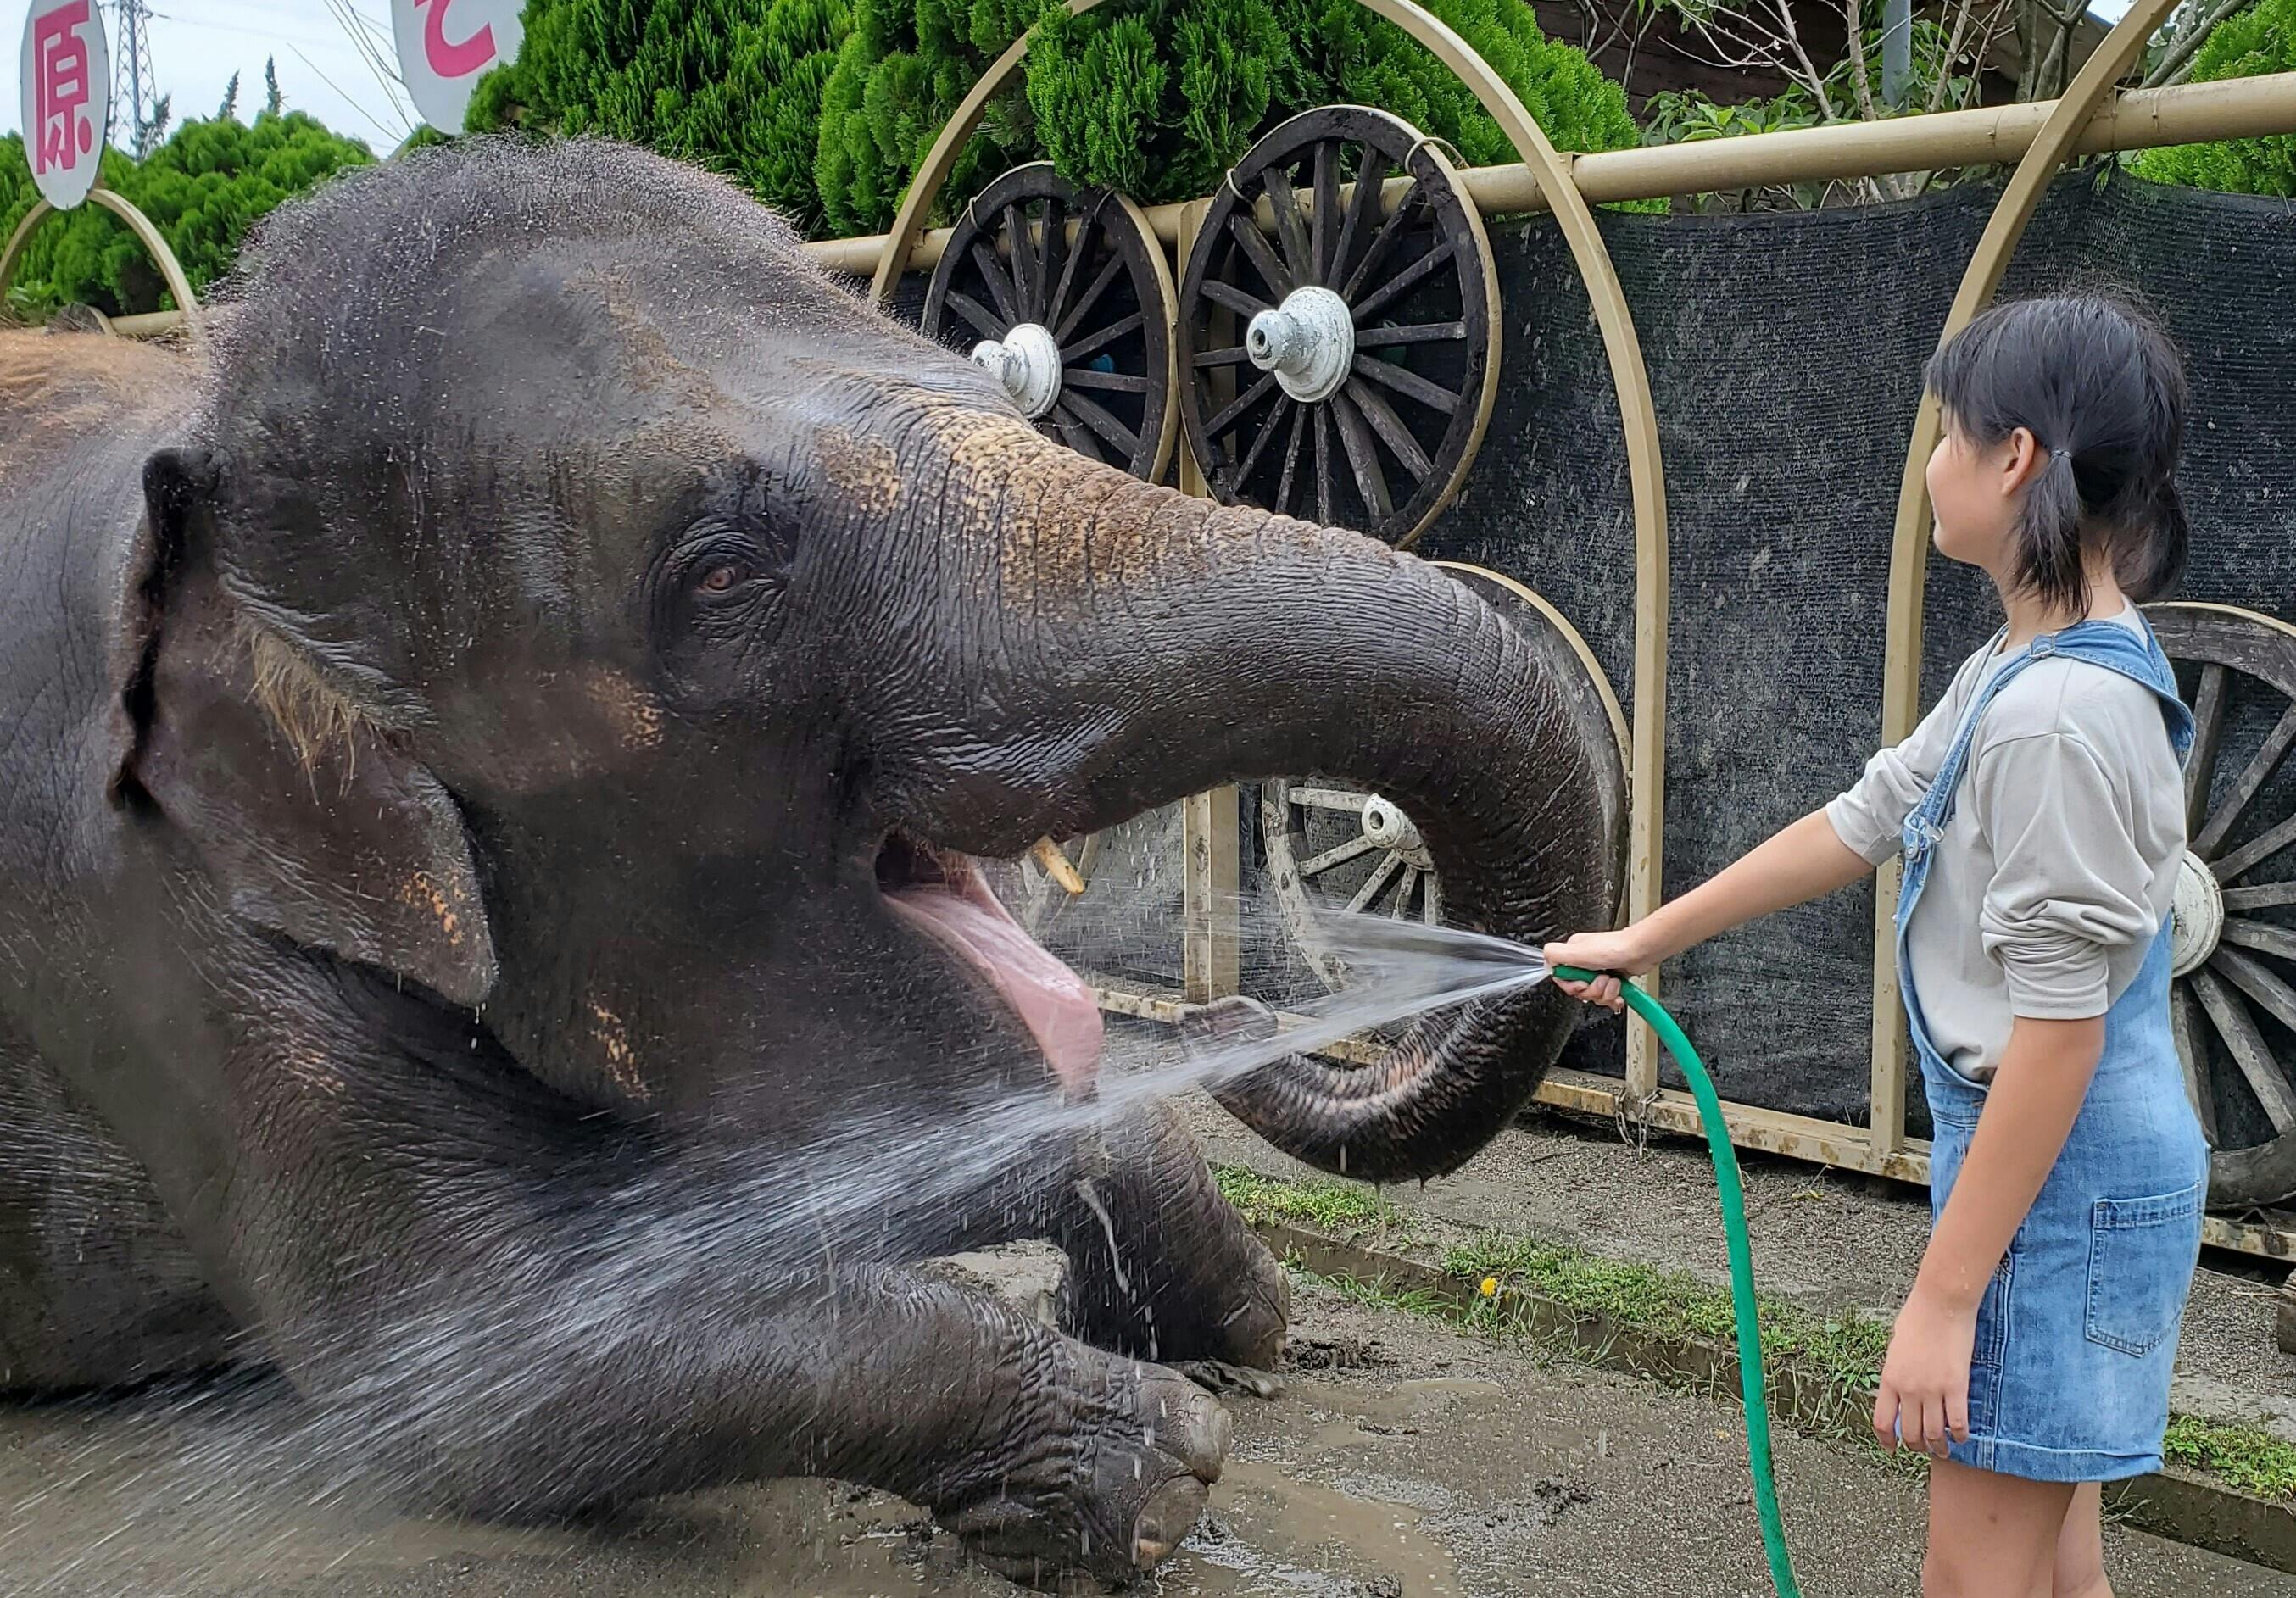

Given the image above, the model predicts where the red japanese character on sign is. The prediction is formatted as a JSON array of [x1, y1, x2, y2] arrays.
[[31, 0, 94, 176], [415, 0, 496, 79]]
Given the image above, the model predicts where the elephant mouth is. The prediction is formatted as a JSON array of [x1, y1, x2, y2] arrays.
[[876, 832, 1105, 1093]]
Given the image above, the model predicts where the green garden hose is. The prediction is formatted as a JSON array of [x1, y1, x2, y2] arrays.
[[1552, 966, 1803, 1598]]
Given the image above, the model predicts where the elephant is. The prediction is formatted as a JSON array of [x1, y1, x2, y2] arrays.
[[0, 140, 1622, 1586]]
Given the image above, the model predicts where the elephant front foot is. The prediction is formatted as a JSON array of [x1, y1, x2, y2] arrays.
[[934, 1351, 1230, 1589]]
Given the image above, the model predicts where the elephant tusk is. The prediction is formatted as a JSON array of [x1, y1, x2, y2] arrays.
[[1030, 836, 1085, 896]]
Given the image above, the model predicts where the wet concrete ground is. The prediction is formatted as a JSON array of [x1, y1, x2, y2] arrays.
[[5, 1277, 2288, 1597]]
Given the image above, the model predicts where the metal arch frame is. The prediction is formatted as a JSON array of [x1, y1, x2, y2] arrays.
[[1866, 0, 2186, 1158], [0, 187, 203, 340], [874, 0, 1674, 1091]]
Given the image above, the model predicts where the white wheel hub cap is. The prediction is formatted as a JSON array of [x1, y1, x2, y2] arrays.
[[2169, 850, 2223, 978], [1360, 794, 1432, 871], [1246, 286, 1355, 404], [971, 321, 1064, 420]]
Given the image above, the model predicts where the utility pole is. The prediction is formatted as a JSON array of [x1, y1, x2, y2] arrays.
[[113, 0, 164, 156], [1882, 0, 1914, 107]]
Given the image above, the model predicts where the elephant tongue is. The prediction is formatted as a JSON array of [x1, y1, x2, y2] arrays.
[[888, 880, 1105, 1091]]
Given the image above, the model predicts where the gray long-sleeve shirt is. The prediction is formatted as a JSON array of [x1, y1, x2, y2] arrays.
[[1825, 606, 2186, 1083]]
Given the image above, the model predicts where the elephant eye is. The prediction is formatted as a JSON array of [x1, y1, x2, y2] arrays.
[[695, 560, 750, 595]]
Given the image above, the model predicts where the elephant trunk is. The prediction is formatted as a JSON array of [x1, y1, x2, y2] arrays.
[[881, 413, 1622, 1183]]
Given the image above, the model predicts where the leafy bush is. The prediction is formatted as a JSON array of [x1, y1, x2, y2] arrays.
[[2134, 0, 2296, 198], [1, 110, 372, 317], [465, 0, 853, 233], [819, 0, 1643, 237]]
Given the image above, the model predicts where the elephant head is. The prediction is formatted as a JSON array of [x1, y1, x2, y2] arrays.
[[119, 140, 1622, 1184]]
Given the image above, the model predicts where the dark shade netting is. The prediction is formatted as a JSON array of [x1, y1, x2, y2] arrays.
[[844, 170, 2296, 1135]]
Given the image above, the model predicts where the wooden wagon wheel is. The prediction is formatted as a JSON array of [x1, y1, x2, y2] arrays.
[[921, 163, 1178, 481], [1262, 564, 1627, 991], [2148, 604, 2296, 1210], [1176, 106, 1500, 547]]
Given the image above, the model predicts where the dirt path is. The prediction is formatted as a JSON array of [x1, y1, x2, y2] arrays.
[[5, 1278, 2288, 1597]]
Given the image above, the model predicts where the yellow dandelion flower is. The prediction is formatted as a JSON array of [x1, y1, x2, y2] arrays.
[[1479, 1276, 1500, 1298]]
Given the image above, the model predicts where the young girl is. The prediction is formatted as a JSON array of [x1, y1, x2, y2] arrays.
[[1546, 294, 2207, 1598]]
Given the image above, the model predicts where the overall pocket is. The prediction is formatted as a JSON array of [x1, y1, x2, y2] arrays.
[[2085, 1182, 2204, 1357]]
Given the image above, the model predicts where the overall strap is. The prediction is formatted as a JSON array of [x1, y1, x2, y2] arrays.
[[1903, 615, 2192, 866]]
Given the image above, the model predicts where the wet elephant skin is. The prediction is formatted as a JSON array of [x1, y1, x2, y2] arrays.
[[0, 142, 1619, 1586]]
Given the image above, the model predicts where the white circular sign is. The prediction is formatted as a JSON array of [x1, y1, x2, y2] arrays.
[[392, 0, 523, 137], [17, 0, 109, 211]]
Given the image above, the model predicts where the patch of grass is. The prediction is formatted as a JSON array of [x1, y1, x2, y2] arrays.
[[1444, 1233, 1893, 1401], [2164, 1415, 2296, 1502], [1213, 1165, 1401, 1235]]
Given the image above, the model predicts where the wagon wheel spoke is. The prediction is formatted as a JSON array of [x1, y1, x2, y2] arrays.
[[945, 290, 1006, 341], [1193, 344, 1254, 370], [2215, 814, 2296, 885], [1329, 384, 1393, 526], [1343, 853, 1405, 916], [1312, 403, 1335, 526], [1003, 203, 1039, 320], [1273, 401, 1310, 516], [1389, 867, 1419, 919], [1351, 352, 1463, 415], [2192, 967, 2296, 1133], [1234, 395, 1295, 486], [1312, 136, 1342, 283], [2215, 945, 2296, 1034], [1357, 320, 1468, 348], [1350, 237, 1457, 326], [1062, 309, 1145, 365], [1056, 391, 1140, 458], [1056, 252, 1128, 343], [1228, 213, 1293, 301], [1423, 870, 1443, 927], [1343, 377, 1434, 484], [1329, 147, 1390, 291], [2222, 919, 2296, 963], [1045, 411, 1106, 464], [1298, 833, 1379, 877], [2195, 703, 2296, 860], [2171, 982, 2220, 1144], [2224, 882, 2296, 911], [1197, 277, 1273, 322], [970, 240, 1023, 326], [1205, 370, 1281, 443], [1062, 368, 1152, 394], [1287, 786, 1370, 813], [1263, 167, 1314, 286], [2186, 663, 2228, 834], [1045, 193, 1103, 331], [1340, 179, 1426, 303]]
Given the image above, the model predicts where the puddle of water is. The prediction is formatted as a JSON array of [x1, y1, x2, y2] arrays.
[[1202, 1457, 1464, 1598]]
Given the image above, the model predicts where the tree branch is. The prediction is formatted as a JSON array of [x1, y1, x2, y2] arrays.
[[2143, 0, 2254, 86]]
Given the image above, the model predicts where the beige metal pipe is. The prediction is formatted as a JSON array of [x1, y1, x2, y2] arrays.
[[802, 71, 2296, 276]]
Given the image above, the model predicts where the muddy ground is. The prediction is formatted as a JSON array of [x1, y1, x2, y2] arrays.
[[4, 1276, 2287, 1598]]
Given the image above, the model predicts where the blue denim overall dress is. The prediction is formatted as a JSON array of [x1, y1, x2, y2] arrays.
[[1897, 615, 2208, 1482]]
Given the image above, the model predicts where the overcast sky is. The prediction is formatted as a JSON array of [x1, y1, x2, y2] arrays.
[[6, 0, 419, 153], [8, 0, 2139, 158]]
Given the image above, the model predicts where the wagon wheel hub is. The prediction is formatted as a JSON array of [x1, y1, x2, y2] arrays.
[[1359, 793, 1431, 869], [971, 321, 1065, 420], [1246, 287, 1356, 404], [2170, 849, 2225, 980]]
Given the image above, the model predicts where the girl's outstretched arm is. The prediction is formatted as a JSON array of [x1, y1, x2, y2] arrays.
[[1876, 1014, 2104, 1456], [1544, 809, 1874, 1011]]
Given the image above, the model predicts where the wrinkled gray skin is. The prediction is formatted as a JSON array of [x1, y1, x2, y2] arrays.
[[0, 142, 1620, 1585]]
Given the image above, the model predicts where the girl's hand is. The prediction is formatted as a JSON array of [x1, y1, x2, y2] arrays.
[[1873, 1285, 1978, 1457], [1541, 927, 1661, 1014]]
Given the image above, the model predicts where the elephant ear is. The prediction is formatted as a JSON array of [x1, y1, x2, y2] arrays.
[[115, 448, 499, 1010]]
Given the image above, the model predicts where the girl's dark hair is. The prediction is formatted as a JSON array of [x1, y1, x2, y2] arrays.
[[1925, 293, 2190, 616]]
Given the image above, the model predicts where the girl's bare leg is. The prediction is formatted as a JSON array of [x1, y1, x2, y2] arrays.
[[2052, 1483, 2110, 1598], [1924, 1457, 2076, 1598]]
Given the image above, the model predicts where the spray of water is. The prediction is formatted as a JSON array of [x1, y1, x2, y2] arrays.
[[2, 894, 1551, 1595]]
